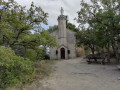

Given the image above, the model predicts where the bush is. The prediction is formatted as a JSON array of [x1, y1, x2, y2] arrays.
[[24, 48, 46, 61], [36, 48, 46, 60], [24, 49, 37, 61], [0, 46, 35, 88]]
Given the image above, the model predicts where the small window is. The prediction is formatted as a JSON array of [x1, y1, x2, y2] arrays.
[[56, 50, 58, 55], [68, 50, 70, 54]]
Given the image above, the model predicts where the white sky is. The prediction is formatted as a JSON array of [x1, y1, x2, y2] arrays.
[[10, 0, 91, 29]]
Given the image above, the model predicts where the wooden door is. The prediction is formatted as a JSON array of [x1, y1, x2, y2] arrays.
[[61, 48, 65, 59]]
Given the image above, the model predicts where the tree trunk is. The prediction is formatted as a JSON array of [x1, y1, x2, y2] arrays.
[[112, 43, 119, 64], [90, 44, 95, 56], [90, 44, 96, 61], [3, 35, 9, 47], [91, 47, 95, 56], [106, 42, 110, 63], [0, 14, 1, 22]]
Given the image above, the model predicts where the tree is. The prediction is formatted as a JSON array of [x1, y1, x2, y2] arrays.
[[67, 23, 79, 32], [48, 25, 58, 33], [77, 0, 120, 63], [76, 28, 96, 56], [0, 0, 57, 58], [0, 0, 48, 48]]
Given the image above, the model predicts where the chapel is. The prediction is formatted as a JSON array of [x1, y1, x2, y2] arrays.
[[50, 7, 76, 59]]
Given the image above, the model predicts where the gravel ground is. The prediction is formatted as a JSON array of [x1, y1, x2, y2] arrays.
[[26, 57, 120, 90]]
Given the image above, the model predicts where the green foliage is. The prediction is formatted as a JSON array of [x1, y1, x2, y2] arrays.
[[24, 49, 37, 61], [24, 48, 46, 61], [76, 28, 96, 55], [0, 0, 57, 89], [36, 47, 46, 60], [67, 23, 79, 33], [76, 28, 96, 46], [77, 0, 120, 45], [77, 0, 120, 62], [19, 30, 57, 49], [0, 0, 49, 48], [25, 47, 46, 61], [0, 0, 57, 58], [48, 25, 58, 33], [0, 46, 35, 88], [39, 31, 57, 47]]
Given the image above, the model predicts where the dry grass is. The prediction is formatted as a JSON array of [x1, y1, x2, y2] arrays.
[[33, 60, 56, 81]]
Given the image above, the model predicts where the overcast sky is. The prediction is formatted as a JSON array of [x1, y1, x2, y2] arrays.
[[13, 0, 90, 29]]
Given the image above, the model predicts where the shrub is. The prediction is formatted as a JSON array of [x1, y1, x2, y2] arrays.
[[36, 48, 46, 60], [0, 46, 35, 88], [24, 49, 37, 61], [24, 48, 46, 61]]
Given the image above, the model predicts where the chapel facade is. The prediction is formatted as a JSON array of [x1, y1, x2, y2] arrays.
[[50, 7, 76, 60]]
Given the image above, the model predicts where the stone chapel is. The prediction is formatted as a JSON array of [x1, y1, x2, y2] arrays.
[[50, 7, 76, 60]]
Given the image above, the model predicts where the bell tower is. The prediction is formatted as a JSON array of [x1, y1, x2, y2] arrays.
[[58, 7, 67, 46]]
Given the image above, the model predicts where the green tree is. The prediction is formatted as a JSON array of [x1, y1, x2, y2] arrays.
[[77, 0, 120, 63], [48, 25, 58, 33], [0, 0, 48, 48], [23, 31, 57, 60], [77, 28, 96, 56], [0, 0, 57, 58], [67, 23, 79, 33]]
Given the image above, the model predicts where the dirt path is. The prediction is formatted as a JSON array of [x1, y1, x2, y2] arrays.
[[28, 57, 120, 90]]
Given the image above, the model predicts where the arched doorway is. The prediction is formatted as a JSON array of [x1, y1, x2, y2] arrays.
[[61, 48, 65, 59]]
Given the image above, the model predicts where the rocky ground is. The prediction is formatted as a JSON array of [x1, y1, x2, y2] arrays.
[[26, 57, 120, 90]]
